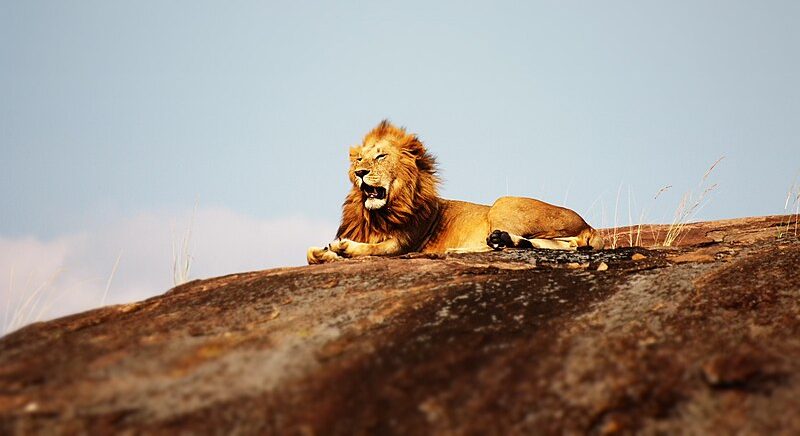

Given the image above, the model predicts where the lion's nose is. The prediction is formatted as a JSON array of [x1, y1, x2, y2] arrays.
[[354, 169, 370, 179]]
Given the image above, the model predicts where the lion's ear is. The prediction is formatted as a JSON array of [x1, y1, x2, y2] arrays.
[[401, 135, 437, 173], [349, 146, 360, 160], [401, 135, 426, 158]]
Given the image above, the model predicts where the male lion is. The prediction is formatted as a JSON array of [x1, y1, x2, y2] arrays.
[[307, 121, 604, 264]]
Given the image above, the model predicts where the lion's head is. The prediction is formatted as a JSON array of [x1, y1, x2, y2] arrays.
[[337, 120, 440, 245]]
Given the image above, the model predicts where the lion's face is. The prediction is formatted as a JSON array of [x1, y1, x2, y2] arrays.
[[342, 121, 438, 222], [349, 138, 406, 210]]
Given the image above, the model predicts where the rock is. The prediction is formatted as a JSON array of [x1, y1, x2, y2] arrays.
[[599, 215, 790, 247], [1, 216, 799, 434], [631, 253, 647, 261], [671, 252, 714, 263], [565, 262, 589, 269]]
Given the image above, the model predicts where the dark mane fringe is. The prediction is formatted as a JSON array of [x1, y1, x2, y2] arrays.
[[336, 121, 441, 250]]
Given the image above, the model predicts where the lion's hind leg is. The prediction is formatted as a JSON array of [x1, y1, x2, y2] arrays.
[[487, 230, 578, 251], [486, 196, 603, 251]]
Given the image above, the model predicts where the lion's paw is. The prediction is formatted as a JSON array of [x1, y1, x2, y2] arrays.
[[307, 246, 342, 264], [486, 230, 513, 250], [327, 239, 352, 255]]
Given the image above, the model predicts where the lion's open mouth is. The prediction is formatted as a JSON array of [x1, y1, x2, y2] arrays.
[[361, 183, 387, 200]]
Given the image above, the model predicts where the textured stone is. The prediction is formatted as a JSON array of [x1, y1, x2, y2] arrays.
[[0, 215, 799, 434]]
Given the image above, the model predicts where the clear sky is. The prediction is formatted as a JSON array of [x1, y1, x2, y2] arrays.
[[1, 1, 799, 329]]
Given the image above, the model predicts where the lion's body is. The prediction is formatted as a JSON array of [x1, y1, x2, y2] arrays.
[[422, 197, 599, 253], [307, 121, 603, 264], [422, 199, 491, 253]]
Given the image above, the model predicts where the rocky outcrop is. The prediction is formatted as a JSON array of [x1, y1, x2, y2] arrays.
[[1, 215, 799, 434]]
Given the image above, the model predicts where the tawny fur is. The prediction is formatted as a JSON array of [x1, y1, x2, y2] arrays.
[[307, 121, 603, 264]]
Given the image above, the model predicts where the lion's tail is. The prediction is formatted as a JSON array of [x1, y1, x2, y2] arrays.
[[579, 228, 605, 250]]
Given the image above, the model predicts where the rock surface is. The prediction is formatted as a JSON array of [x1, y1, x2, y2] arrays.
[[1, 215, 799, 434]]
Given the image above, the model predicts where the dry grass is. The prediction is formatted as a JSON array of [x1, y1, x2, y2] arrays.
[[662, 157, 723, 247], [101, 250, 123, 306], [596, 156, 722, 249], [779, 175, 800, 238], [599, 183, 672, 249], [172, 205, 196, 286], [3, 256, 124, 335], [620, 185, 672, 248], [3, 269, 62, 335], [610, 183, 623, 249]]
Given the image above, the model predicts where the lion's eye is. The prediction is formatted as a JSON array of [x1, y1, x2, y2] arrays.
[[356, 157, 362, 162], [376, 154, 387, 160]]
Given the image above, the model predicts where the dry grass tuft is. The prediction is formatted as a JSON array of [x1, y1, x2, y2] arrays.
[[172, 205, 196, 286], [598, 156, 723, 249], [779, 175, 800, 238], [3, 269, 62, 335], [662, 157, 724, 247]]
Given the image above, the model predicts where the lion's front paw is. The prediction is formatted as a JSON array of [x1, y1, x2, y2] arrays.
[[327, 238, 352, 255], [307, 246, 342, 264], [486, 230, 513, 250]]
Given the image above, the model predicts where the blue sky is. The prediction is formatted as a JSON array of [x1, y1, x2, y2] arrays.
[[1, 1, 799, 327]]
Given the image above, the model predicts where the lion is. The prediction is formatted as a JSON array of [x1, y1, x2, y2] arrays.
[[307, 121, 604, 264]]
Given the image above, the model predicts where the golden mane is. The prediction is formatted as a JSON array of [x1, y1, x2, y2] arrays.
[[336, 120, 440, 251]]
